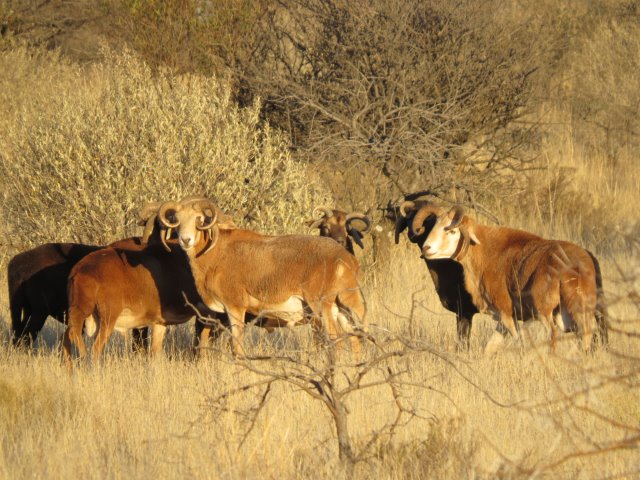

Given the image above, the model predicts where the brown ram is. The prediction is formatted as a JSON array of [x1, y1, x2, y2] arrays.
[[157, 197, 367, 357], [305, 206, 371, 254], [62, 200, 233, 367], [8, 202, 165, 349], [422, 206, 608, 353]]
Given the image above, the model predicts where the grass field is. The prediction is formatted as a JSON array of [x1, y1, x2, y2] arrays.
[[1, 3, 639, 477], [1, 247, 638, 479]]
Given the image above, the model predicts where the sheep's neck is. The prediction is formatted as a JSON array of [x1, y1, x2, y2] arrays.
[[456, 227, 488, 313], [184, 240, 215, 305]]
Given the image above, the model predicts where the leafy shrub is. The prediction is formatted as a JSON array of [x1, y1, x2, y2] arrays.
[[0, 46, 330, 249]]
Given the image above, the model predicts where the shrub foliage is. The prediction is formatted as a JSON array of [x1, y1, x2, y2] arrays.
[[0, 47, 329, 248]]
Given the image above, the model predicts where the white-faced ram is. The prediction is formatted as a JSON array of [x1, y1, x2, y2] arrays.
[[422, 206, 608, 354], [158, 197, 367, 357], [395, 200, 479, 350]]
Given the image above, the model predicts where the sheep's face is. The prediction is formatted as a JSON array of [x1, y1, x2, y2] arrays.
[[159, 199, 217, 253], [422, 210, 461, 259], [316, 214, 349, 248], [174, 207, 206, 251], [306, 208, 370, 251]]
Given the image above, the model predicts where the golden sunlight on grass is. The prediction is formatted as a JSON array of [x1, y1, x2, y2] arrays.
[[1, 2, 639, 477]]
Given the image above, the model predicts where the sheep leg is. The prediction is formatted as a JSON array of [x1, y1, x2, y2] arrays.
[[18, 307, 48, 349], [226, 307, 246, 357], [320, 299, 344, 360], [194, 319, 212, 358], [484, 329, 506, 356], [576, 311, 594, 354], [194, 314, 227, 358], [337, 287, 367, 358], [484, 318, 517, 356], [63, 305, 89, 370], [150, 324, 167, 356], [455, 314, 473, 351], [540, 314, 558, 353], [335, 308, 361, 361], [91, 312, 118, 364], [337, 287, 367, 332]]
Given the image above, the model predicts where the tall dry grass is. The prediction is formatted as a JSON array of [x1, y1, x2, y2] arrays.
[[491, 1, 640, 256], [0, 249, 638, 479], [0, 8, 639, 478]]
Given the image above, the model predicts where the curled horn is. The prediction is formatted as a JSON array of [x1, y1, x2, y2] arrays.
[[158, 201, 181, 252], [159, 201, 181, 228], [141, 215, 157, 244], [188, 198, 219, 256], [395, 201, 416, 244], [199, 225, 220, 257], [411, 203, 441, 236], [194, 199, 218, 231], [345, 212, 371, 233], [394, 217, 407, 244], [445, 206, 465, 231], [312, 206, 334, 219], [306, 206, 333, 231], [306, 218, 325, 231], [137, 201, 162, 226], [348, 228, 365, 249], [137, 201, 162, 244], [399, 201, 416, 217]]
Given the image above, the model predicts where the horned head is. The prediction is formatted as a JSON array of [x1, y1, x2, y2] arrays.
[[395, 200, 444, 244], [306, 206, 371, 251], [422, 206, 480, 260], [305, 206, 334, 231], [158, 197, 220, 255]]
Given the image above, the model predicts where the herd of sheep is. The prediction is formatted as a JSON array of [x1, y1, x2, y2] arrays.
[[7, 195, 608, 367]]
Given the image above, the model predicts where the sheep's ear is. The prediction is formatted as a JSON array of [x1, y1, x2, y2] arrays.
[[394, 215, 408, 244], [468, 226, 480, 245], [460, 217, 480, 246]]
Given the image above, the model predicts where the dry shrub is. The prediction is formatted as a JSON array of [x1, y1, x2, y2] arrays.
[[0, 0, 110, 61], [479, 1, 640, 253], [106, 0, 268, 77], [366, 418, 479, 479], [217, 0, 548, 208], [0, 45, 330, 251]]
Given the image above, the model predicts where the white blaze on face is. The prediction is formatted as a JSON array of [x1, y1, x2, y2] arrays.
[[175, 207, 204, 251], [421, 215, 461, 259]]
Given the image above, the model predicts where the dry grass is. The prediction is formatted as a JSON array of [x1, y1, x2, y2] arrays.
[[1, 9, 639, 478], [0, 249, 638, 479]]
